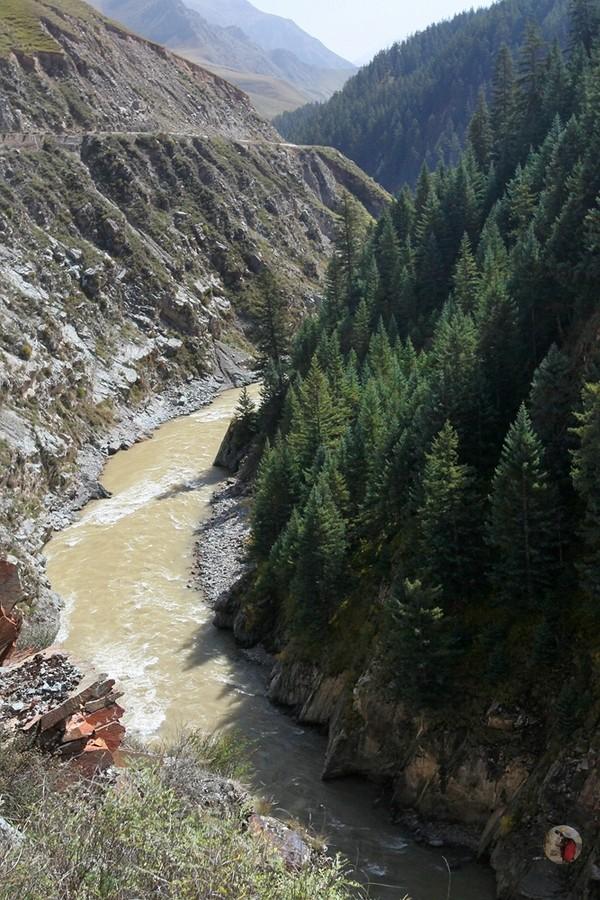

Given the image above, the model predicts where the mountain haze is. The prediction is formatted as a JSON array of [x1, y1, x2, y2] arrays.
[[187, 0, 352, 70]]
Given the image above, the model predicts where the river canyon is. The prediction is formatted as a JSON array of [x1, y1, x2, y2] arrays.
[[44, 385, 495, 900]]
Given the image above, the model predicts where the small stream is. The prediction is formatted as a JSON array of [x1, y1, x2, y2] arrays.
[[45, 385, 495, 900]]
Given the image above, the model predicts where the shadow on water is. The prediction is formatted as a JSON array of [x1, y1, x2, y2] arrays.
[[181, 611, 494, 900], [156, 467, 224, 502]]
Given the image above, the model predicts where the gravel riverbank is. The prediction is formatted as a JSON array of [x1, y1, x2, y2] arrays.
[[10, 343, 252, 644]]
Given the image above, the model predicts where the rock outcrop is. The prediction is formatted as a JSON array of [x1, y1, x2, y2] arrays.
[[248, 814, 313, 871], [262, 650, 600, 899], [0, 557, 24, 664], [1, 649, 125, 774], [0, 0, 272, 139]]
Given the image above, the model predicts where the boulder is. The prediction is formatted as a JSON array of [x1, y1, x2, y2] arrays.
[[214, 419, 250, 473], [248, 814, 312, 871], [80, 267, 103, 298], [0, 816, 24, 852], [0, 557, 24, 613]]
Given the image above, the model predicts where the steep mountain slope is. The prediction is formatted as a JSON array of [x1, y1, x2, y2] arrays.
[[91, 0, 354, 118], [0, 0, 388, 636], [275, 0, 569, 190], [94, 0, 279, 74], [0, 0, 271, 136]]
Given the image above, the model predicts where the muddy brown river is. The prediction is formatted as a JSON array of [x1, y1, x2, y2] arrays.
[[45, 385, 495, 900]]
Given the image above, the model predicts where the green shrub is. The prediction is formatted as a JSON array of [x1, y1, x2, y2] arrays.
[[19, 341, 33, 361], [0, 732, 359, 899]]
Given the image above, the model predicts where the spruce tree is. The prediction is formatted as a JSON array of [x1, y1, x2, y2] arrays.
[[542, 41, 570, 128], [414, 162, 433, 223], [507, 165, 537, 240], [510, 224, 545, 362], [386, 578, 455, 705], [374, 212, 401, 323], [487, 404, 557, 609], [396, 265, 418, 338], [291, 478, 347, 629], [517, 23, 547, 151], [255, 270, 290, 391], [571, 382, 600, 605], [529, 345, 575, 487], [452, 234, 480, 314], [288, 358, 343, 476], [468, 88, 493, 171], [475, 248, 520, 430], [351, 298, 372, 360], [570, 0, 600, 55], [428, 305, 484, 456], [393, 187, 415, 244], [270, 508, 302, 595], [491, 45, 518, 182], [416, 422, 479, 599], [336, 193, 367, 311], [251, 437, 298, 560], [234, 387, 257, 431]]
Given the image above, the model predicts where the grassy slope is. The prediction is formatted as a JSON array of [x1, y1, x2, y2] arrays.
[[0, 0, 98, 56]]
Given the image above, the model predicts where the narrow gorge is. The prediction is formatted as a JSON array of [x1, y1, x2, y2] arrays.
[[43, 383, 495, 898], [2, 0, 600, 898]]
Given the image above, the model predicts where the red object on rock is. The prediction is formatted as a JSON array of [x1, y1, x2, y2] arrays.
[[562, 838, 578, 863], [7, 652, 127, 775]]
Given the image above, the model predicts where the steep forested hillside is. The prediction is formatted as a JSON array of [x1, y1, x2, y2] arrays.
[[275, 0, 570, 190], [232, 6, 600, 895]]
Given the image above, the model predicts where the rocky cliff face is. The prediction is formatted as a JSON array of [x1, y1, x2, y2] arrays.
[[265, 652, 600, 899], [0, 0, 272, 137], [0, 0, 388, 640]]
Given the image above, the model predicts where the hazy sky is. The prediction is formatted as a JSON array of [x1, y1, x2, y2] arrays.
[[252, 0, 491, 62]]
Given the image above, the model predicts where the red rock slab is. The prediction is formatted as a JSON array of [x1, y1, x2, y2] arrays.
[[29, 678, 116, 733], [72, 748, 114, 777], [0, 557, 24, 614], [62, 713, 96, 743], [93, 722, 126, 754], [62, 707, 125, 747], [85, 704, 125, 730]]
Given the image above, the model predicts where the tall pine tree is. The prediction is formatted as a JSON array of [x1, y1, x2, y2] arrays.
[[487, 404, 558, 609]]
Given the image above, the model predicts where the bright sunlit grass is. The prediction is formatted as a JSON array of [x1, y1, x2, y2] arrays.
[[0, 0, 96, 57]]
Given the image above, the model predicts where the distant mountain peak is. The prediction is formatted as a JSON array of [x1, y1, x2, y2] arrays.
[[186, 0, 355, 71]]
